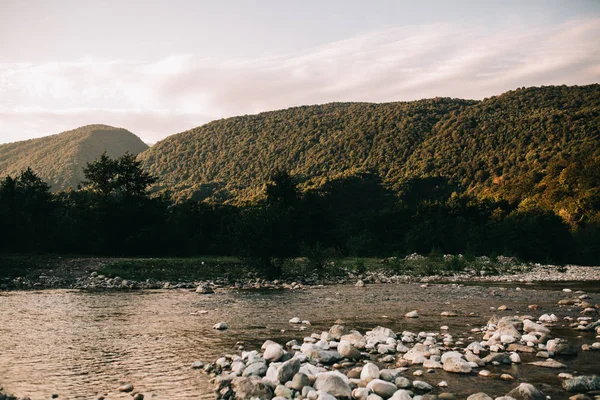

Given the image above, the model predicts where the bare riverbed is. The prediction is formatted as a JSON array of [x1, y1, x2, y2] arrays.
[[1, 282, 599, 399]]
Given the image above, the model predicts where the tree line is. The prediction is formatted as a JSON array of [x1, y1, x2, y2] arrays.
[[1, 153, 598, 278]]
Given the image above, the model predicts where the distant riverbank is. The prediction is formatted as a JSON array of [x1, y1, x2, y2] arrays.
[[1, 254, 599, 291]]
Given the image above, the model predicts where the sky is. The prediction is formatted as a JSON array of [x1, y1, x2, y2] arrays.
[[0, 0, 599, 144]]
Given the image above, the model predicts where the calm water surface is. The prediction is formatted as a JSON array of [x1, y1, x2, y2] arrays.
[[1, 283, 599, 400]]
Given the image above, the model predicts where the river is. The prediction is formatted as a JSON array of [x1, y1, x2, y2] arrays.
[[1, 282, 599, 399]]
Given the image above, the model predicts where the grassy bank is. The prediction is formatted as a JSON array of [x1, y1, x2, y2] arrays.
[[1, 253, 536, 283]]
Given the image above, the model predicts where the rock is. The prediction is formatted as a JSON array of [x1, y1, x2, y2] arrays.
[[366, 379, 398, 399], [440, 311, 458, 317], [539, 314, 558, 323], [213, 322, 229, 330], [467, 394, 493, 400], [379, 369, 401, 382], [547, 339, 578, 355], [274, 385, 293, 398], [438, 394, 455, 400], [523, 320, 550, 334], [506, 383, 546, 400], [353, 388, 371, 400], [196, 283, 214, 294], [562, 375, 600, 392], [405, 311, 419, 318], [303, 345, 343, 364], [191, 361, 204, 369], [289, 317, 301, 324], [243, 362, 268, 377], [500, 373, 515, 381], [232, 376, 274, 399], [479, 370, 491, 377], [510, 353, 521, 363], [366, 394, 384, 400], [314, 372, 352, 398], [264, 344, 285, 362], [482, 353, 511, 364], [413, 380, 433, 392], [329, 324, 349, 340], [528, 359, 567, 369], [356, 280, 366, 287], [133, 394, 144, 400], [395, 377, 412, 389], [316, 391, 337, 400], [118, 384, 134, 393], [371, 326, 398, 339], [337, 340, 361, 359], [277, 357, 300, 383], [509, 343, 536, 352], [361, 363, 381, 382], [290, 372, 311, 391], [390, 390, 413, 400], [442, 357, 472, 373], [303, 386, 317, 398]]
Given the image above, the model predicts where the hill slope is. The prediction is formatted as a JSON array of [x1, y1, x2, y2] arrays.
[[139, 84, 599, 223], [0, 125, 149, 190], [140, 98, 477, 201], [404, 85, 600, 225]]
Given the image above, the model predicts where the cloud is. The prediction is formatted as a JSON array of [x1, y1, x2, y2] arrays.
[[1, 19, 599, 144]]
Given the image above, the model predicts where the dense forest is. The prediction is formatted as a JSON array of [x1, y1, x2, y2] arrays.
[[1, 85, 599, 273], [0, 125, 148, 191], [0, 153, 597, 277], [140, 98, 478, 202]]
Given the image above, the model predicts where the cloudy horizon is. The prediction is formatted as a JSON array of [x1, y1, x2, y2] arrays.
[[1, 1, 599, 145]]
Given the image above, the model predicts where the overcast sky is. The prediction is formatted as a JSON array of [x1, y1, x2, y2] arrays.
[[1, 0, 599, 144]]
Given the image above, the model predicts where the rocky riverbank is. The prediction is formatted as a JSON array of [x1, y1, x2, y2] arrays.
[[1, 261, 599, 292], [197, 294, 600, 400]]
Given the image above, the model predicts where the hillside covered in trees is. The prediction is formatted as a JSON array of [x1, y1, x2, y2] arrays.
[[140, 85, 600, 226], [1, 85, 599, 267], [139, 98, 478, 201], [0, 125, 148, 191]]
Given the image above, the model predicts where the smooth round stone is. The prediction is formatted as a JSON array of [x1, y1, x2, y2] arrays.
[[118, 384, 134, 392], [413, 380, 433, 391], [366, 378, 398, 398]]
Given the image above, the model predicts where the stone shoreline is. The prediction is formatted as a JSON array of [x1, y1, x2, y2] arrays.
[[197, 297, 600, 400], [1, 263, 599, 292]]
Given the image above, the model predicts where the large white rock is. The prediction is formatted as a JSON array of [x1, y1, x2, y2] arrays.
[[523, 319, 550, 334], [442, 357, 472, 373], [314, 372, 352, 398], [361, 363, 381, 382], [337, 340, 361, 359], [276, 357, 300, 383], [264, 343, 285, 362]]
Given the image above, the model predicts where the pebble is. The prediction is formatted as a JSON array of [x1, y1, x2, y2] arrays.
[[118, 383, 134, 392], [213, 322, 228, 330]]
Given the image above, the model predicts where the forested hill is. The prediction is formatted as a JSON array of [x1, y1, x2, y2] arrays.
[[139, 84, 599, 214], [404, 85, 600, 225], [0, 125, 148, 191], [139, 98, 478, 201]]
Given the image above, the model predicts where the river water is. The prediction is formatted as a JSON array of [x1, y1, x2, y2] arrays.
[[1, 282, 599, 400]]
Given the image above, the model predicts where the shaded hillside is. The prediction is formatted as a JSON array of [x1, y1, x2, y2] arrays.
[[404, 85, 600, 225], [0, 125, 149, 191], [140, 98, 477, 201]]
